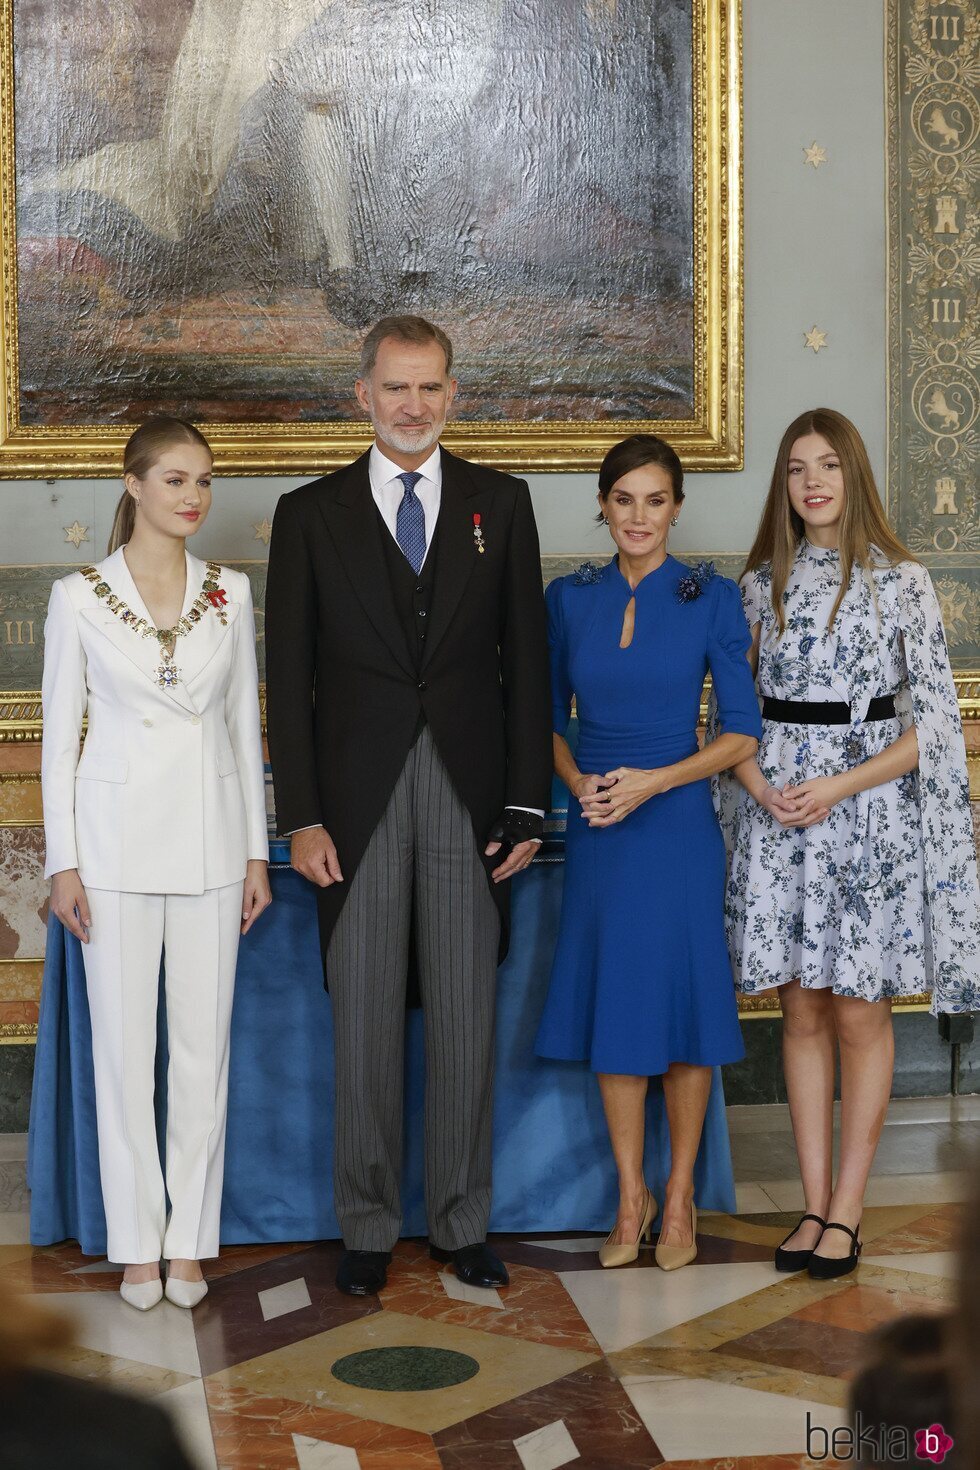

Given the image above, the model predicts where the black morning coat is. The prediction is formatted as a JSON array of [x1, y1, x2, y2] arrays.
[[264, 445, 553, 987]]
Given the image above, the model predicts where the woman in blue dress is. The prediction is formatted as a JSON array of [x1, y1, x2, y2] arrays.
[[536, 435, 761, 1269]]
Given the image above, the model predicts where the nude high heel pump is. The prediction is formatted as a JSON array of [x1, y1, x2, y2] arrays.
[[598, 1188, 657, 1268], [120, 1278, 163, 1311], [164, 1274, 209, 1309], [655, 1200, 698, 1271]]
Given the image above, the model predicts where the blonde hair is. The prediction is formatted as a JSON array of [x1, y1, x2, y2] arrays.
[[108, 417, 213, 554], [743, 408, 915, 635]]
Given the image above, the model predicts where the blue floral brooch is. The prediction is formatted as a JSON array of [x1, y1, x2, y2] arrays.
[[676, 560, 716, 603], [573, 561, 604, 585]]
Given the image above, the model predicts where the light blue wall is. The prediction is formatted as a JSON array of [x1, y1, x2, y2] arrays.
[[0, 0, 886, 570]]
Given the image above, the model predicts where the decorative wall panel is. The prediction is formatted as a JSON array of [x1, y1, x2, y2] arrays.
[[886, 0, 979, 668]]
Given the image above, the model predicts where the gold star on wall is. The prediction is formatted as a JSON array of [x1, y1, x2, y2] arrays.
[[804, 326, 828, 353], [253, 518, 273, 546], [64, 521, 90, 548], [803, 142, 828, 168]]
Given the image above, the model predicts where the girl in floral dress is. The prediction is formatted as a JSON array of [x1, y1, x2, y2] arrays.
[[717, 408, 980, 1279]]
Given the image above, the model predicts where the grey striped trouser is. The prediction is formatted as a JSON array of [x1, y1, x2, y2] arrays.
[[326, 724, 501, 1252]]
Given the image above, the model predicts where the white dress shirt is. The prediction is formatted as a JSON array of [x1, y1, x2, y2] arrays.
[[370, 443, 442, 567]]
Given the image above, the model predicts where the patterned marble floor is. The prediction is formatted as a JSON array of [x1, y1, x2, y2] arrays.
[[2, 1099, 973, 1469], [0, 1198, 960, 1469]]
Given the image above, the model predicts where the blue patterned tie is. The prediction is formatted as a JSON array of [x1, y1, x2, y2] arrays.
[[395, 471, 426, 574]]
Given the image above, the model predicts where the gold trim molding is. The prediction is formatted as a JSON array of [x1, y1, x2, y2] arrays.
[[0, 995, 943, 1043], [0, 689, 274, 742], [5, 675, 980, 740], [0, 956, 41, 1043], [956, 675, 980, 724], [0, 693, 42, 741], [0, 768, 42, 824], [0, 0, 743, 475], [735, 992, 933, 1020]]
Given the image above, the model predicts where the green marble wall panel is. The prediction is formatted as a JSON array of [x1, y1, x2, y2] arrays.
[[721, 1019, 787, 1107], [0, 561, 268, 687], [1, 556, 744, 690], [721, 1012, 961, 1106], [0, 1046, 33, 1132], [3, 1018, 977, 1139]]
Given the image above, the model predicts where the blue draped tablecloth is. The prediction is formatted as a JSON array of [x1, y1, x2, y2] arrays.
[[28, 842, 737, 1254]]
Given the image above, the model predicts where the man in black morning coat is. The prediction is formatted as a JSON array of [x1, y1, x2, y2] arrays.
[[265, 315, 552, 1296]]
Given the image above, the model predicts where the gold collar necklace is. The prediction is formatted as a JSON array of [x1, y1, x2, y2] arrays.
[[80, 561, 227, 689]]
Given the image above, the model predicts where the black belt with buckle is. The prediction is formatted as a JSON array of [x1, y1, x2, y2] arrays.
[[761, 695, 897, 726]]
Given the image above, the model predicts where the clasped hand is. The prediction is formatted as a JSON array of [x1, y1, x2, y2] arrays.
[[758, 773, 845, 828], [577, 767, 669, 827]]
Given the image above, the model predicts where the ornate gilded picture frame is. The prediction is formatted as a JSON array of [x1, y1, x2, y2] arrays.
[[0, 0, 741, 477]]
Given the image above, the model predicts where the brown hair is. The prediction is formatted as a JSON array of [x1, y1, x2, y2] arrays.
[[596, 434, 684, 524], [108, 417, 213, 555], [0, 1282, 72, 1376], [742, 408, 914, 635], [954, 1158, 980, 1464], [358, 315, 454, 379], [849, 1313, 956, 1463]]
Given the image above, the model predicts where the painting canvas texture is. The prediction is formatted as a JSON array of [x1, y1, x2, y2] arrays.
[[14, 0, 694, 429]]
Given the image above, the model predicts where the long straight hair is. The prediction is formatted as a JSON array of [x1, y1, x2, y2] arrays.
[[108, 417, 213, 555], [742, 408, 915, 635]]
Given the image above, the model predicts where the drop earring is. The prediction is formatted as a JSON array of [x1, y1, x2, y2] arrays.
[[670, 516, 679, 526], [602, 516, 609, 525]]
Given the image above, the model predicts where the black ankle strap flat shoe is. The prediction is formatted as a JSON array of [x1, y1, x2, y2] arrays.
[[807, 1220, 862, 1279], [774, 1213, 826, 1273]]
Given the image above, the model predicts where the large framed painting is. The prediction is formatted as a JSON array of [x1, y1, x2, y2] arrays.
[[0, 0, 742, 476]]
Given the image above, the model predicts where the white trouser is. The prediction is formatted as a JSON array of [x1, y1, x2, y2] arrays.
[[80, 884, 243, 1264]]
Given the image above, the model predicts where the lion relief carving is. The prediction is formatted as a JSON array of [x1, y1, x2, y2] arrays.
[[924, 387, 965, 431], [923, 105, 964, 148]]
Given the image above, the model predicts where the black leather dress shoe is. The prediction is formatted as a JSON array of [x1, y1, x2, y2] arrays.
[[429, 1242, 509, 1289], [336, 1250, 391, 1296]]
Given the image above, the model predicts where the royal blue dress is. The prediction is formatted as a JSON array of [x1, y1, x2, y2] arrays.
[[536, 557, 762, 1076]]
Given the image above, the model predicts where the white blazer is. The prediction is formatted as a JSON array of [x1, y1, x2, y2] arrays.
[[42, 546, 269, 894]]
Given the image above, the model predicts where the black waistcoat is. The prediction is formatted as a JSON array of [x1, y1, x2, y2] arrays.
[[376, 507, 439, 669], [376, 509, 441, 1003]]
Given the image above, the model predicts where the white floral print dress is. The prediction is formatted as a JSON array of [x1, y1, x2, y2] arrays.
[[714, 539, 980, 1013]]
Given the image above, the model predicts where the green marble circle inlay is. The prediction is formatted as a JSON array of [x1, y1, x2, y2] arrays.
[[331, 1346, 480, 1392]]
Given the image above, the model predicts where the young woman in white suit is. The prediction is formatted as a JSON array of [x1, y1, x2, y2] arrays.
[[41, 418, 271, 1311]]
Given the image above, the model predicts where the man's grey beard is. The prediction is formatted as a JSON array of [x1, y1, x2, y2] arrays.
[[374, 416, 446, 455]]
